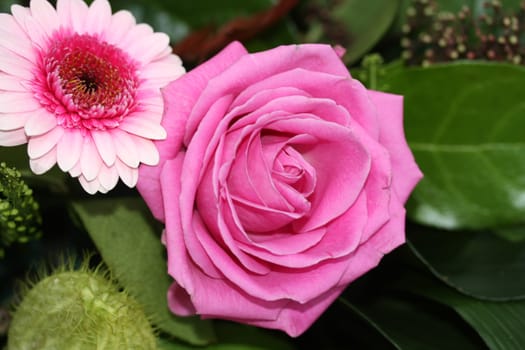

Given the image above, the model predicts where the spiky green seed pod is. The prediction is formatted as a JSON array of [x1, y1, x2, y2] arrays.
[[8, 261, 157, 350], [0, 162, 42, 258]]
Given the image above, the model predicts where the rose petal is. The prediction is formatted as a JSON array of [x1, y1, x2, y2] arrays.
[[137, 41, 248, 221], [369, 91, 423, 202], [237, 194, 368, 268]]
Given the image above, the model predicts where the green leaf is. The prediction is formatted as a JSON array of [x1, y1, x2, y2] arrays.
[[304, 0, 401, 65], [335, 0, 401, 64], [0, 0, 22, 12], [71, 198, 215, 345], [110, 0, 273, 43], [293, 298, 396, 349], [158, 321, 294, 350], [408, 224, 525, 300], [384, 62, 525, 230], [342, 296, 484, 350], [494, 225, 525, 242], [402, 272, 525, 350], [244, 19, 299, 54]]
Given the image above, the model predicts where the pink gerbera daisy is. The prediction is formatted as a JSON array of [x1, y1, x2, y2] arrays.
[[0, 0, 185, 193]]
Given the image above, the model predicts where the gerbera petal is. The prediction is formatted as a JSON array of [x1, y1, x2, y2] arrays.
[[0, 73, 27, 91], [80, 137, 103, 181], [0, 14, 34, 61], [11, 5, 48, 49], [0, 112, 30, 131], [119, 23, 154, 52], [78, 176, 100, 195], [98, 164, 119, 191], [65, 0, 89, 33], [55, 0, 71, 26], [125, 32, 170, 64], [132, 136, 159, 166], [0, 129, 27, 146], [85, 0, 111, 36], [119, 114, 167, 139], [140, 55, 185, 81], [0, 47, 34, 80], [9, 5, 30, 34], [112, 130, 140, 168], [91, 130, 117, 166], [30, 148, 57, 175], [69, 161, 81, 177], [115, 159, 138, 188], [56, 129, 83, 172], [24, 109, 57, 136], [27, 127, 64, 159], [0, 92, 39, 112], [104, 10, 136, 46], [29, 0, 59, 38]]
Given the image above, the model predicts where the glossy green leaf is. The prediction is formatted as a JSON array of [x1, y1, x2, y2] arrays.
[[71, 198, 215, 345], [158, 321, 294, 350], [384, 62, 525, 230], [304, 0, 400, 65], [403, 273, 525, 350], [342, 296, 484, 350], [335, 0, 401, 64], [408, 225, 525, 300]]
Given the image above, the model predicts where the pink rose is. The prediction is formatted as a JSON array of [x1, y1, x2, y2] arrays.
[[138, 42, 422, 337]]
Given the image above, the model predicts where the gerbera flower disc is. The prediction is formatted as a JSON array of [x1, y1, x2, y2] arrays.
[[0, 0, 185, 193]]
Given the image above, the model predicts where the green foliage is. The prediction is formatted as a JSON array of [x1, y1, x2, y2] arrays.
[[0, 162, 42, 258], [71, 198, 215, 346], [158, 322, 294, 350], [300, 0, 401, 64], [3, 1, 525, 349], [343, 295, 484, 349], [399, 270, 525, 350], [408, 225, 525, 300], [384, 62, 525, 230], [109, 0, 274, 44]]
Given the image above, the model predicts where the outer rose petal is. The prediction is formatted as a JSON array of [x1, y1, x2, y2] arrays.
[[368, 91, 423, 202]]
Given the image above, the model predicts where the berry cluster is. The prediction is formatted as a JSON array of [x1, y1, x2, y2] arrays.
[[402, 0, 525, 66], [0, 162, 42, 258]]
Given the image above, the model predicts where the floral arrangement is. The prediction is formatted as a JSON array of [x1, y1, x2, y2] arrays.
[[1, 0, 524, 349]]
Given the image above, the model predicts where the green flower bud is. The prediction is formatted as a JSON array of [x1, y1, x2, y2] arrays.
[[8, 260, 157, 349]]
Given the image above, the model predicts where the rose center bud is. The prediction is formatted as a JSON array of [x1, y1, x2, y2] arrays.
[[38, 32, 139, 131], [227, 134, 317, 234], [272, 145, 316, 198]]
